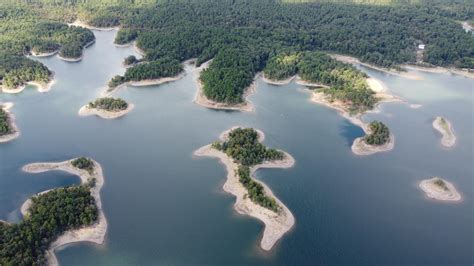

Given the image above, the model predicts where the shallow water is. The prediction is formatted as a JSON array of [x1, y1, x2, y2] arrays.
[[1, 30, 472, 265]]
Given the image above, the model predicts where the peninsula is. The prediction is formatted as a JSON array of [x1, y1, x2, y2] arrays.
[[432, 116, 456, 147], [2, 157, 108, 265], [352, 121, 395, 155], [194, 127, 295, 251], [419, 177, 461, 201], [0, 102, 20, 143], [79, 97, 134, 119]]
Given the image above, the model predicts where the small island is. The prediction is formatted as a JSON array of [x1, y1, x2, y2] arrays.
[[79, 97, 134, 119], [1, 157, 107, 265], [0, 102, 20, 143], [432, 116, 456, 147], [419, 177, 461, 202], [194, 127, 295, 251], [352, 121, 395, 155]]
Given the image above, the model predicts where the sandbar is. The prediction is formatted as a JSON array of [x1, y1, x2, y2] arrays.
[[22, 158, 107, 265], [419, 177, 461, 201], [0, 102, 20, 143], [78, 103, 134, 119], [432, 116, 456, 147], [194, 127, 295, 251], [194, 60, 255, 112]]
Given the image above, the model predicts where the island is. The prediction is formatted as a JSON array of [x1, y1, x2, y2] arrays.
[[0, 157, 106, 265], [419, 177, 461, 202], [352, 121, 395, 155], [0, 102, 20, 143], [194, 127, 295, 251], [432, 116, 456, 147], [79, 97, 134, 119]]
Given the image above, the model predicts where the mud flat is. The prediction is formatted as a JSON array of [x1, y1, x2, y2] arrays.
[[194, 127, 295, 251], [0, 102, 20, 143], [419, 177, 461, 201], [78, 103, 134, 119], [194, 60, 255, 112], [432, 116, 456, 147], [22, 158, 107, 265]]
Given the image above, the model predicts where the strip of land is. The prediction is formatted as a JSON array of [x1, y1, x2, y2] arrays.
[[194, 60, 255, 112], [432, 116, 456, 147], [22, 159, 107, 265], [0, 102, 20, 143], [419, 177, 461, 201], [194, 127, 295, 251]]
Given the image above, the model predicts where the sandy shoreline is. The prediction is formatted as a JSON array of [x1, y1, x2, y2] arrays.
[[432, 116, 456, 147], [1, 77, 56, 94], [194, 60, 255, 112], [260, 74, 295, 86], [401, 64, 474, 79], [58, 54, 83, 62], [78, 103, 134, 119], [0, 102, 20, 143], [104, 73, 184, 96], [351, 134, 395, 155], [419, 177, 461, 201], [194, 127, 295, 251], [22, 158, 107, 265], [31, 50, 59, 57]]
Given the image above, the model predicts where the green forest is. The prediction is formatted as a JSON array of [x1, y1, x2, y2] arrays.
[[89, 97, 128, 111], [0, 184, 98, 265], [363, 121, 391, 145], [1, 0, 473, 105], [212, 127, 286, 211], [0, 108, 12, 136], [71, 157, 95, 173], [264, 52, 376, 112], [212, 128, 284, 166]]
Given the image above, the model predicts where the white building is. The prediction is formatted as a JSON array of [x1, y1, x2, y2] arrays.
[[418, 44, 425, 50]]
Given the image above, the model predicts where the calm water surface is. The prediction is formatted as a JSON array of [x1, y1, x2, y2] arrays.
[[1, 30, 472, 265]]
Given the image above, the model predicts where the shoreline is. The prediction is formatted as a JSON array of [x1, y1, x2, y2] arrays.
[[351, 134, 395, 155], [194, 127, 295, 251], [1, 77, 56, 94], [22, 158, 107, 265], [194, 60, 255, 112], [103, 73, 185, 96], [0, 102, 20, 143], [58, 54, 83, 62], [419, 177, 461, 201], [30, 50, 59, 57], [260, 73, 295, 86], [68, 19, 119, 31], [401, 64, 474, 79], [78, 103, 135, 119], [432, 116, 456, 147]]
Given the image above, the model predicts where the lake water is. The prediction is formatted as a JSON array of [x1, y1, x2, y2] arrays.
[[1, 30, 472, 265]]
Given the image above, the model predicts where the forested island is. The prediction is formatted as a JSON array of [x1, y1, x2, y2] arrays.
[[1, 157, 107, 265], [79, 97, 133, 119], [419, 177, 461, 201], [0, 102, 19, 143], [195, 127, 295, 251], [352, 121, 394, 155]]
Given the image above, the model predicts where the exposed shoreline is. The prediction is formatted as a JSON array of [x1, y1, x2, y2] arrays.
[[22, 158, 107, 265], [103, 73, 185, 96], [194, 60, 255, 112], [68, 19, 119, 31], [419, 177, 461, 201], [0, 102, 20, 143], [432, 116, 456, 147], [260, 73, 295, 86], [30, 50, 59, 57], [1, 77, 56, 94], [78, 103, 135, 119], [351, 134, 395, 155], [58, 54, 83, 62], [194, 127, 295, 251]]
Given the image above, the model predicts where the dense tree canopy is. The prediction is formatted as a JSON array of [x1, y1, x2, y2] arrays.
[[238, 165, 280, 212], [71, 157, 94, 173], [0, 184, 98, 265], [363, 121, 391, 145], [88, 97, 128, 111], [0, 108, 12, 136]]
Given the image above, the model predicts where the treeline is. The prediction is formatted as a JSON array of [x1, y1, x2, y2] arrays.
[[264, 52, 376, 112], [0, 108, 12, 136], [238, 165, 280, 212], [212, 127, 285, 212], [0, 184, 98, 265], [89, 97, 128, 111], [71, 157, 95, 173], [363, 121, 390, 145], [109, 57, 182, 87], [212, 128, 284, 166], [0, 4, 95, 89]]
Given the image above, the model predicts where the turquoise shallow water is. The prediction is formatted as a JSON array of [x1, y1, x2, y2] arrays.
[[1, 30, 472, 265]]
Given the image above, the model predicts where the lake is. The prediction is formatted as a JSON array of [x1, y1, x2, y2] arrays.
[[1, 30, 472, 265]]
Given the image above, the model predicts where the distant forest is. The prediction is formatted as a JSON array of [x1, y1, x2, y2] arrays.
[[1, 0, 473, 104]]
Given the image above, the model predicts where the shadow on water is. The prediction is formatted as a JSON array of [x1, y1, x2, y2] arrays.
[[338, 119, 365, 146]]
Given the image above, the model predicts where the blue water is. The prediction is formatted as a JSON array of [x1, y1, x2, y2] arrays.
[[1, 30, 472, 265]]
